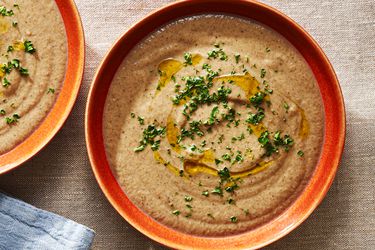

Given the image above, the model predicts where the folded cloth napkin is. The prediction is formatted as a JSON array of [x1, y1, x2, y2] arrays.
[[0, 192, 95, 250]]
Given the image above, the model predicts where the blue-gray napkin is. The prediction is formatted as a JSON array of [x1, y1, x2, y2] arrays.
[[0, 192, 95, 250]]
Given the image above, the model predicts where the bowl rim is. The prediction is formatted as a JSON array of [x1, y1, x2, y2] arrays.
[[85, 0, 346, 249], [0, 0, 85, 174]]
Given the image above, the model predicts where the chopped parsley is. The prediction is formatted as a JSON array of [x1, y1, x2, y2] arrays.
[[0, 6, 14, 16], [230, 216, 238, 223], [283, 102, 289, 112], [137, 116, 145, 125], [5, 113, 20, 125], [297, 150, 304, 157], [211, 186, 223, 196], [184, 195, 193, 202], [207, 48, 227, 61], [172, 210, 180, 216], [134, 124, 166, 152], [260, 68, 266, 78], [2, 78, 11, 88], [24, 40, 36, 54], [183, 52, 193, 65], [246, 109, 265, 125], [234, 54, 240, 64]]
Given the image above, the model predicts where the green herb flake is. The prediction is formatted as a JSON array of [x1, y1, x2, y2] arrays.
[[137, 116, 145, 125], [183, 52, 193, 66], [260, 68, 266, 78], [0, 6, 14, 16], [283, 102, 289, 112], [227, 198, 235, 205], [202, 190, 209, 197], [211, 187, 223, 196], [230, 216, 238, 223], [234, 54, 240, 64], [2, 78, 11, 88], [24, 40, 36, 54], [5, 113, 20, 125], [172, 210, 180, 216], [184, 195, 193, 202], [297, 150, 304, 157], [134, 124, 166, 152]]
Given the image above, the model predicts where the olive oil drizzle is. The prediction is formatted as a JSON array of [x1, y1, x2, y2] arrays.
[[298, 106, 309, 138], [147, 48, 310, 180], [155, 148, 274, 179], [155, 54, 202, 94], [156, 59, 183, 93], [166, 113, 181, 153], [213, 73, 260, 98], [0, 17, 9, 34]]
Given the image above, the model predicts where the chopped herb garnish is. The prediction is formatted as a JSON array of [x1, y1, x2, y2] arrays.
[[227, 198, 235, 204], [134, 124, 166, 152], [202, 190, 209, 197], [230, 216, 238, 223], [184, 195, 193, 202], [19, 67, 28, 75], [211, 186, 223, 196], [234, 54, 240, 64], [2, 78, 11, 88], [24, 40, 36, 54], [208, 106, 219, 125], [207, 48, 227, 61], [47, 88, 55, 94], [0, 6, 14, 16], [183, 52, 193, 65], [5, 113, 20, 125], [283, 102, 289, 112], [260, 68, 266, 78], [297, 150, 304, 157], [172, 210, 180, 216], [250, 92, 266, 107], [137, 116, 144, 125], [218, 167, 230, 182]]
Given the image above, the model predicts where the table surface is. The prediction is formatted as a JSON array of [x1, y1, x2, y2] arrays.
[[1, 0, 374, 249]]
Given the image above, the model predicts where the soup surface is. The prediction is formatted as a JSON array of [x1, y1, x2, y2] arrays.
[[104, 15, 324, 236], [0, 0, 67, 153]]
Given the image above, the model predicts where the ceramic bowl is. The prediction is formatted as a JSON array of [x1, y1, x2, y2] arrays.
[[86, 0, 345, 249], [0, 0, 85, 174]]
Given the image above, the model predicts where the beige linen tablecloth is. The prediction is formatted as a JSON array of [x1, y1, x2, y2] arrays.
[[0, 0, 374, 249]]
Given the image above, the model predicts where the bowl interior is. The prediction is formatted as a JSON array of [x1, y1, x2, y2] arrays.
[[86, 1, 345, 249], [0, 0, 84, 174]]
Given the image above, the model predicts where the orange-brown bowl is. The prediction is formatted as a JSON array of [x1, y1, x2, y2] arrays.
[[0, 0, 84, 174], [85, 0, 345, 249]]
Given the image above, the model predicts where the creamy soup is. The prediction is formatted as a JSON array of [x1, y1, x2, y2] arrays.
[[0, 0, 67, 153], [103, 15, 324, 236]]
